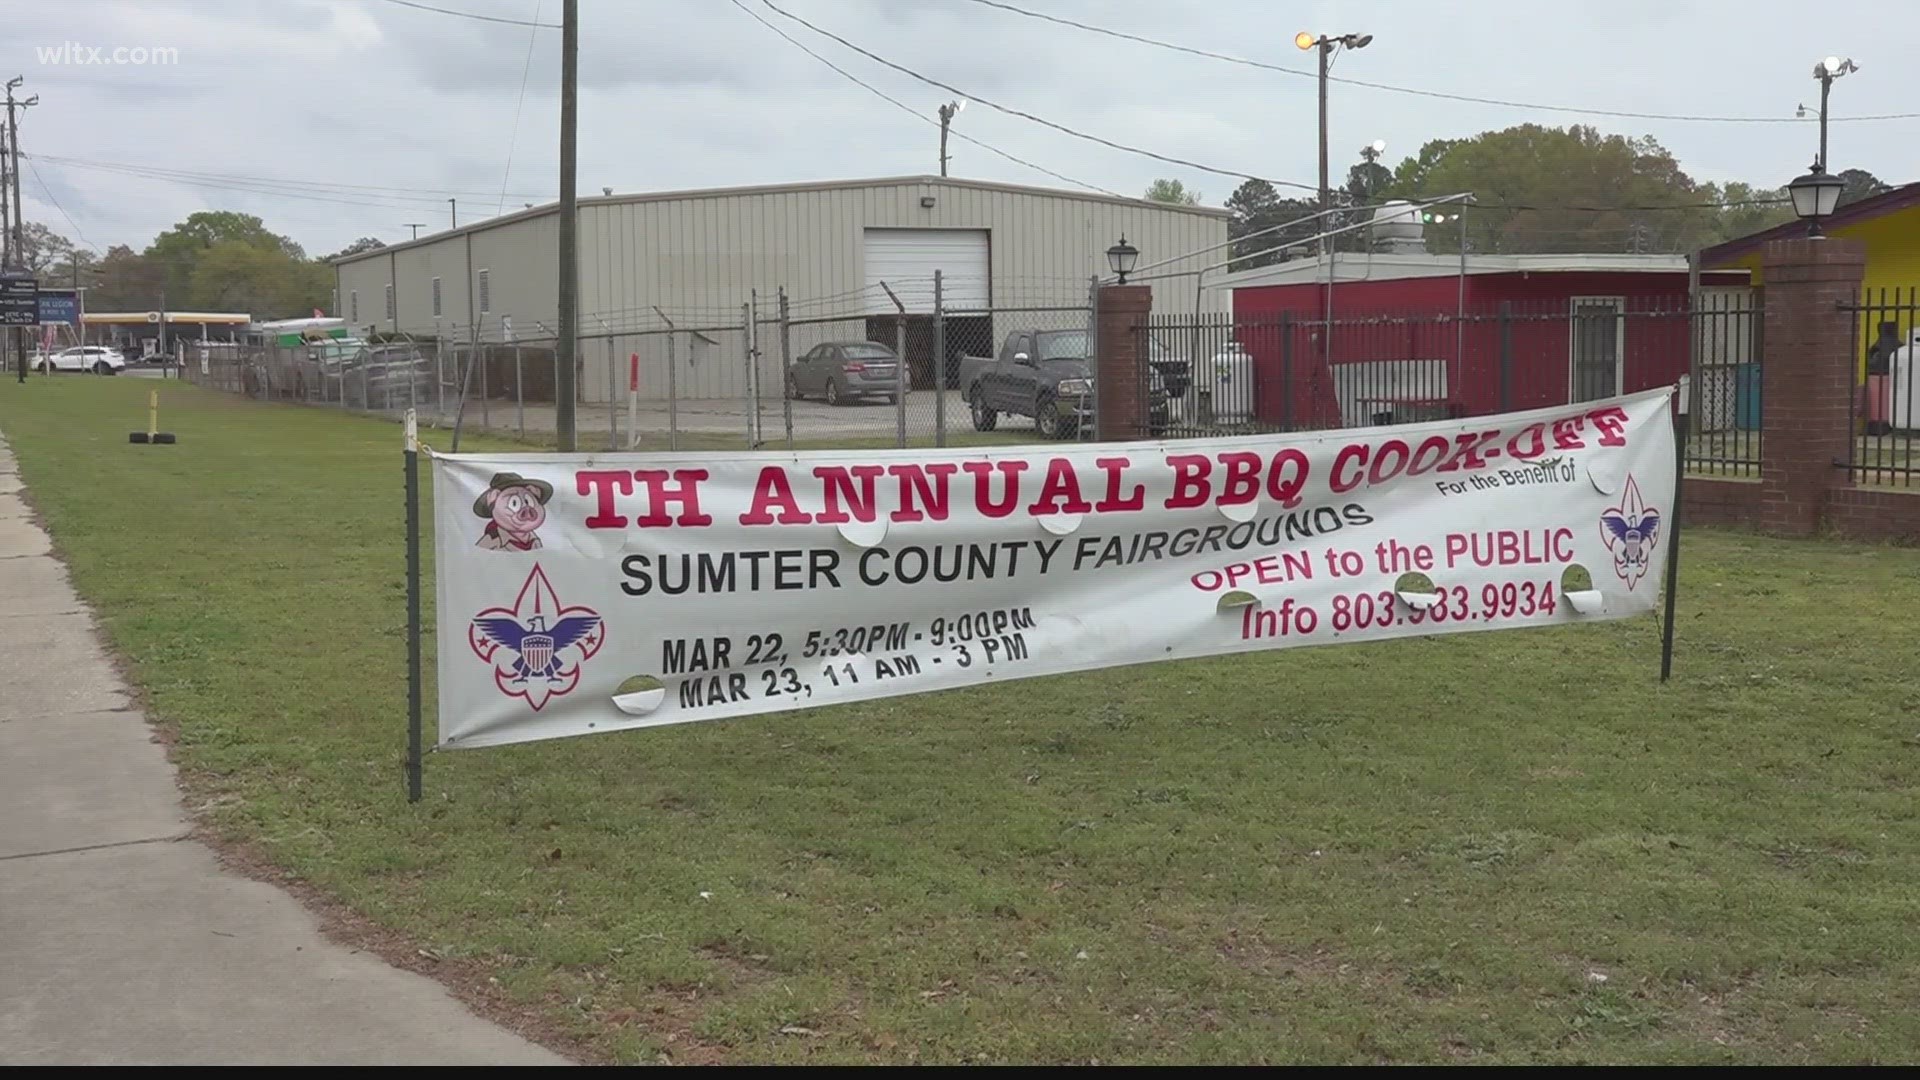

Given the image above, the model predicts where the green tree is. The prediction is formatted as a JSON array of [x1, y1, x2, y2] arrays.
[[1223, 179, 1317, 270], [1383, 124, 1718, 255], [83, 245, 163, 311], [1144, 178, 1202, 206], [12, 221, 74, 277], [144, 211, 304, 302], [324, 236, 386, 260], [1699, 180, 1795, 243], [1835, 168, 1891, 209], [189, 240, 330, 319]]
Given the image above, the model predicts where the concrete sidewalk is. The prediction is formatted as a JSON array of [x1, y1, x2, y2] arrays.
[[0, 430, 567, 1065]]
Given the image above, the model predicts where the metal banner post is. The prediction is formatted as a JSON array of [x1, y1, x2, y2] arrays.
[[1660, 393, 1686, 682], [403, 410, 424, 803], [933, 270, 947, 448]]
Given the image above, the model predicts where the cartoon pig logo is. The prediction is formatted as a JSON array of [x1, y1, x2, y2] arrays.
[[474, 472, 551, 551]]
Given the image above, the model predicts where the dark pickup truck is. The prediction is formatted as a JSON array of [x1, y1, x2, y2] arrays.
[[956, 328, 1168, 440]]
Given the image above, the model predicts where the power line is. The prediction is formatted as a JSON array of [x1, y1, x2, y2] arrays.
[[759, 0, 1319, 193], [959, 0, 1920, 125], [22, 155, 98, 252], [380, 0, 560, 29], [31, 156, 465, 212], [496, 0, 545, 217], [29, 152, 550, 201], [726, 0, 1119, 197]]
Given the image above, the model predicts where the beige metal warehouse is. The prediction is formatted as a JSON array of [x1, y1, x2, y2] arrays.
[[332, 176, 1228, 403]]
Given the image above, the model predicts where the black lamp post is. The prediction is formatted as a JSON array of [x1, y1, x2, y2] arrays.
[[1107, 236, 1139, 284], [1787, 161, 1845, 238]]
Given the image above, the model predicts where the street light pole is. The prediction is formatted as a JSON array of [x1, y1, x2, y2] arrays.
[[554, 0, 579, 450], [937, 99, 965, 177], [448, 197, 457, 229], [1810, 56, 1856, 169], [1317, 42, 1329, 229], [1296, 31, 1372, 255]]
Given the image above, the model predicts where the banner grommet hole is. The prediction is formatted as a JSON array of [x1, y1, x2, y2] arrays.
[[1392, 571, 1441, 610], [1560, 564, 1605, 614], [612, 674, 667, 715], [1038, 512, 1083, 536]]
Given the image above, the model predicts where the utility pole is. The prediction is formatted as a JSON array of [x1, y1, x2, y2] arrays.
[[448, 197, 457, 229], [1295, 32, 1371, 254], [554, 0, 579, 449], [405, 222, 425, 240], [5, 77, 36, 385], [1316, 44, 1328, 233], [937, 98, 965, 177], [0, 100, 10, 268], [1809, 56, 1857, 171], [8, 85, 34, 259]]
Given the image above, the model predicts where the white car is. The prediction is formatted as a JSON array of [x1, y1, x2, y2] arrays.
[[36, 346, 127, 375]]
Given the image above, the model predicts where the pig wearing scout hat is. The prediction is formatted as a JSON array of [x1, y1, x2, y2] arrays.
[[473, 471, 552, 551]]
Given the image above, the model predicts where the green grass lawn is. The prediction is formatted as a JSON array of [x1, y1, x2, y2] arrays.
[[5, 377, 1919, 1064]]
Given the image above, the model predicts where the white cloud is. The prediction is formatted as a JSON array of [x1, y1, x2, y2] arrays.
[[5, 0, 1913, 255]]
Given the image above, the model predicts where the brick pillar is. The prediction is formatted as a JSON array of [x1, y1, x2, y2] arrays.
[[1758, 238, 1864, 537], [1095, 284, 1152, 440]]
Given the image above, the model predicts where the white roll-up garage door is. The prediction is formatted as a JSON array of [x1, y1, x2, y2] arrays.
[[863, 228, 989, 314]]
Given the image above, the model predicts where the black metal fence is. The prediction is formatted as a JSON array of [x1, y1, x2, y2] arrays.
[[1844, 287, 1920, 488], [1134, 297, 1762, 476]]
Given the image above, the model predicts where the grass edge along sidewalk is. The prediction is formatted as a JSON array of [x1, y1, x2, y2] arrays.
[[3, 377, 1918, 1065]]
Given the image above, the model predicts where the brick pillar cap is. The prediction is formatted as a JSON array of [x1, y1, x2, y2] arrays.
[[1761, 236, 1867, 269]]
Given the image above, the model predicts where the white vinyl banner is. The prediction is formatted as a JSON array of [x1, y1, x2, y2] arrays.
[[432, 388, 1676, 749]]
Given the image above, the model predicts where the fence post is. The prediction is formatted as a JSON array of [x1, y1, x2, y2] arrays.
[[667, 331, 680, 452], [1280, 311, 1294, 429], [1086, 274, 1100, 442], [779, 287, 795, 451], [894, 309, 907, 448], [479, 323, 490, 431], [933, 270, 947, 448], [514, 340, 525, 440], [606, 330, 618, 451], [1498, 301, 1513, 413], [742, 301, 756, 448]]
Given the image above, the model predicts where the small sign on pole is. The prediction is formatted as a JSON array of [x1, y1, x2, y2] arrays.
[[0, 272, 38, 326]]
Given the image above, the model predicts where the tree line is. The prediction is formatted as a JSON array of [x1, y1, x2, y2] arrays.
[[14, 213, 386, 319], [1141, 123, 1893, 270]]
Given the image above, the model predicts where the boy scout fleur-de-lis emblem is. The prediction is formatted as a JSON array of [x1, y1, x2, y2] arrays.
[[1598, 475, 1661, 590], [469, 564, 604, 711]]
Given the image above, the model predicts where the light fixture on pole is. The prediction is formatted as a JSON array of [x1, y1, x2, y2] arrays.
[[1296, 30, 1374, 253], [1810, 55, 1857, 170], [937, 98, 966, 177], [1787, 160, 1845, 238], [1107, 235, 1139, 284]]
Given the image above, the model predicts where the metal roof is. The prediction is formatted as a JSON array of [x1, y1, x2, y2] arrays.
[[333, 175, 1228, 266], [1699, 181, 1920, 267], [1219, 251, 1730, 291]]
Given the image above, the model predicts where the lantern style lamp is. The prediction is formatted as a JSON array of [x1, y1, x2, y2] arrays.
[[1107, 235, 1139, 283], [1787, 161, 1845, 237]]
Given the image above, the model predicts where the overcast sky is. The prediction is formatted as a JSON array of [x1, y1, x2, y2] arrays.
[[8, 0, 1917, 257]]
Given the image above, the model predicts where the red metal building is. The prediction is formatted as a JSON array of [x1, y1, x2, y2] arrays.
[[1220, 253, 1750, 426]]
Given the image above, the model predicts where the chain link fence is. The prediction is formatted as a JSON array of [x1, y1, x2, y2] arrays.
[[184, 276, 1101, 451]]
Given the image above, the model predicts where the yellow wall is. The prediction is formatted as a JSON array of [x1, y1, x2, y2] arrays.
[[1716, 202, 1920, 372]]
